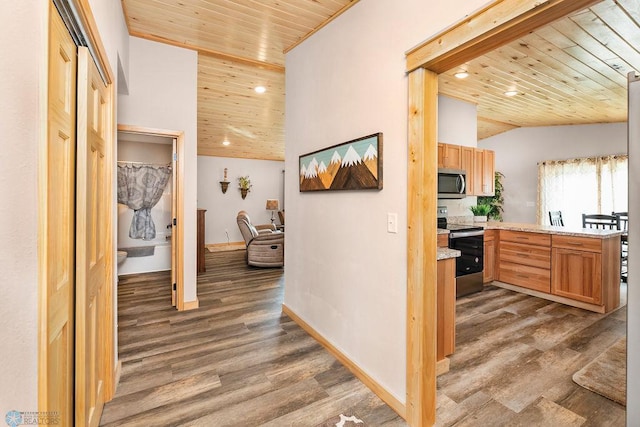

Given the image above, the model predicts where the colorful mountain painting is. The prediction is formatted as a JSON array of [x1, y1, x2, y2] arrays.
[[298, 133, 382, 192]]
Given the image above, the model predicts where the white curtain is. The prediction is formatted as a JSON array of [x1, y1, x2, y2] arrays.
[[537, 155, 627, 228]]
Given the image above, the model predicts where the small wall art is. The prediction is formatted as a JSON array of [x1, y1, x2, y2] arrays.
[[299, 132, 383, 192]]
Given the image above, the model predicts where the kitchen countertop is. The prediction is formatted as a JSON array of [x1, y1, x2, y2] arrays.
[[437, 229, 450, 235], [437, 247, 460, 260], [474, 221, 624, 238]]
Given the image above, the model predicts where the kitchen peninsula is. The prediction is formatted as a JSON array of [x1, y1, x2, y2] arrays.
[[482, 222, 623, 314]]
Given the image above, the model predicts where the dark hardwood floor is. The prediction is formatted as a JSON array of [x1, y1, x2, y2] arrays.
[[102, 250, 626, 426], [101, 250, 404, 426], [436, 285, 626, 426]]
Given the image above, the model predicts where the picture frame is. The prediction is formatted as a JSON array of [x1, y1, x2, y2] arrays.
[[299, 132, 383, 192]]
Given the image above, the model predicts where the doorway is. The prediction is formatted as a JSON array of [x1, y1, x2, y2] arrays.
[[116, 124, 186, 309], [404, 0, 616, 425]]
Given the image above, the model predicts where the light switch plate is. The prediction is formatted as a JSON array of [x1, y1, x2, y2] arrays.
[[387, 213, 398, 233]]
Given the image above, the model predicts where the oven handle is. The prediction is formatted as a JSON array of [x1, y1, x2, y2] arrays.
[[449, 230, 485, 239]]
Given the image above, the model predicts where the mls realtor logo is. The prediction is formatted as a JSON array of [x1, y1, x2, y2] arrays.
[[5, 410, 60, 426], [5, 411, 22, 427]]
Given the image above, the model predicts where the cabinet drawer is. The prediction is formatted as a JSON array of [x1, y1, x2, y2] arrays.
[[437, 233, 449, 248], [500, 230, 550, 246], [499, 241, 550, 269], [498, 261, 551, 293], [552, 235, 602, 253]]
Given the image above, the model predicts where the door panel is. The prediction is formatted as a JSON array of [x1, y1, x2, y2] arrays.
[[40, 3, 77, 424], [76, 47, 109, 427]]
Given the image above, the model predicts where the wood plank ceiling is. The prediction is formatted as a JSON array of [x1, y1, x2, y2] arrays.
[[122, 0, 358, 160], [121, 0, 639, 158], [439, 0, 640, 140]]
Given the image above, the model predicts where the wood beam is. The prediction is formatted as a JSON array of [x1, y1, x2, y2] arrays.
[[406, 0, 602, 74], [406, 67, 438, 426]]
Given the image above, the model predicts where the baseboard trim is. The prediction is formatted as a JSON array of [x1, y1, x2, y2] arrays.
[[206, 242, 245, 252], [114, 360, 122, 392], [491, 281, 606, 313], [183, 298, 200, 310], [437, 357, 450, 376], [282, 304, 406, 420]]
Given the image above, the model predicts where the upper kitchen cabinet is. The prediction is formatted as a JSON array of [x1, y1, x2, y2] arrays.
[[438, 142, 495, 196], [473, 149, 495, 196], [437, 143, 462, 169]]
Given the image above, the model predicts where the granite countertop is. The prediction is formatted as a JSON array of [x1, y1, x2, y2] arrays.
[[472, 221, 624, 238], [437, 247, 460, 260], [437, 229, 450, 235]]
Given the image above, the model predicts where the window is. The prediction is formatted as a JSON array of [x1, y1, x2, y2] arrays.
[[537, 155, 628, 228]]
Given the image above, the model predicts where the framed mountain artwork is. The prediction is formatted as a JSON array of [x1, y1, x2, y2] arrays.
[[299, 132, 383, 192]]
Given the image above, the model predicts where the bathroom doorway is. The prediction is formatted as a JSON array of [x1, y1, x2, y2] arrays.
[[116, 124, 186, 309]]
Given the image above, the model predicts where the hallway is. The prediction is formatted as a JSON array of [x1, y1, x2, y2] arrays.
[[100, 250, 404, 426]]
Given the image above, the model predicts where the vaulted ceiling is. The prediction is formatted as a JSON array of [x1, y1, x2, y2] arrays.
[[121, 0, 639, 160]]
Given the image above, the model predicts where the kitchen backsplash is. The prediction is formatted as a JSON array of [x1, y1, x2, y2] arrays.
[[438, 196, 477, 219]]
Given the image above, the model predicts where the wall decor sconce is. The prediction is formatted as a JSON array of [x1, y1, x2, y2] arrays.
[[238, 175, 252, 199], [219, 167, 230, 193], [265, 199, 279, 223]]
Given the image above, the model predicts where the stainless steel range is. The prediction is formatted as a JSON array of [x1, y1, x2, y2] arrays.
[[437, 206, 485, 297]]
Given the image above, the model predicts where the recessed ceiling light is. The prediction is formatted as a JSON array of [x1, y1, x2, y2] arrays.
[[222, 140, 230, 146], [454, 71, 469, 79], [254, 86, 266, 94], [504, 90, 518, 97]]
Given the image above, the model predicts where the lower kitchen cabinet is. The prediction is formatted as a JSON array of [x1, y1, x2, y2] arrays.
[[497, 231, 551, 293], [551, 234, 620, 312], [551, 248, 601, 305], [483, 230, 496, 283], [437, 257, 455, 360]]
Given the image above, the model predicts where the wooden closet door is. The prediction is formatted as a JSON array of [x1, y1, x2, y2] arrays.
[[76, 47, 111, 427], [40, 3, 77, 423]]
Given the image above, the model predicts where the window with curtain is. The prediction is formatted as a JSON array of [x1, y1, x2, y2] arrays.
[[537, 155, 628, 228]]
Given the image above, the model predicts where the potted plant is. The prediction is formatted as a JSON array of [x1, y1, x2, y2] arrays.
[[478, 171, 505, 221], [238, 175, 251, 199], [470, 204, 491, 222]]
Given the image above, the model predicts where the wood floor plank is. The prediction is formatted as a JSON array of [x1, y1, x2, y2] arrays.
[[102, 250, 405, 426], [103, 252, 625, 426]]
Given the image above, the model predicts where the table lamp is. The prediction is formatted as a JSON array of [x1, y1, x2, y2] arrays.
[[266, 199, 279, 224]]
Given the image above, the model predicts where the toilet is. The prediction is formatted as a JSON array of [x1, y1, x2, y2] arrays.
[[117, 250, 127, 265]]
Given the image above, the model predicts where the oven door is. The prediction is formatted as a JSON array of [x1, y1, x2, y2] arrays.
[[449, 229, 484, 297]]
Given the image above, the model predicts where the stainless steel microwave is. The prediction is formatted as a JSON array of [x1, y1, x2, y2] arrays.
[[438, 168, 466, 199]]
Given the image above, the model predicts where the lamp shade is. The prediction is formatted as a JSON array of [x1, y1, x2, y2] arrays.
[[266, 199, 279, 211]]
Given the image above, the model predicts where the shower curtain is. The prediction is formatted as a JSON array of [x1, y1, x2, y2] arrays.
[[117, 163, 172, 240]]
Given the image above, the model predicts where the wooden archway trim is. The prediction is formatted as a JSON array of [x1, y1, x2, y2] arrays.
[[404, 0, 603, 425], [406, 0, 601, 74]]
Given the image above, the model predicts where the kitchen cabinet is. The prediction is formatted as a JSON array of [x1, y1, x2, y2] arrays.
[[461, 146, 475, 194], [551, 234, 620, 311], [437, 257, 456, 361], [497, 230, 551, 293], [483, 229, 496, 283], [437, 143, 462, 169], [473, 149, 495, 196], [437, 233, 449, 248], [437, 143, 495, 196]]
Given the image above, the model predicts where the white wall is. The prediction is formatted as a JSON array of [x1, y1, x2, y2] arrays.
[[197, 157, 284, 244], [438, 95, 479, 217], [479, 123, 627, 223], [285, 0, 487, 402], [0, 1, 45, 415], [118, 37, 199, 302]]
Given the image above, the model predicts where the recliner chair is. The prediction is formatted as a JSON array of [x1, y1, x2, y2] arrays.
[[236, 211, 284, 267]]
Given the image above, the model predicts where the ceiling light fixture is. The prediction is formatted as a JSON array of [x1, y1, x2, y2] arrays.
[[454, 71, 469, 79], [222, 140, 230, 146], [504, 90, 518, 97], [254, 86, 266, 94]]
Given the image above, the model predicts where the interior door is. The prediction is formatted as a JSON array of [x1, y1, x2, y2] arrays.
[[39, 3, 77, 423], [76, 46, 110, 427]]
